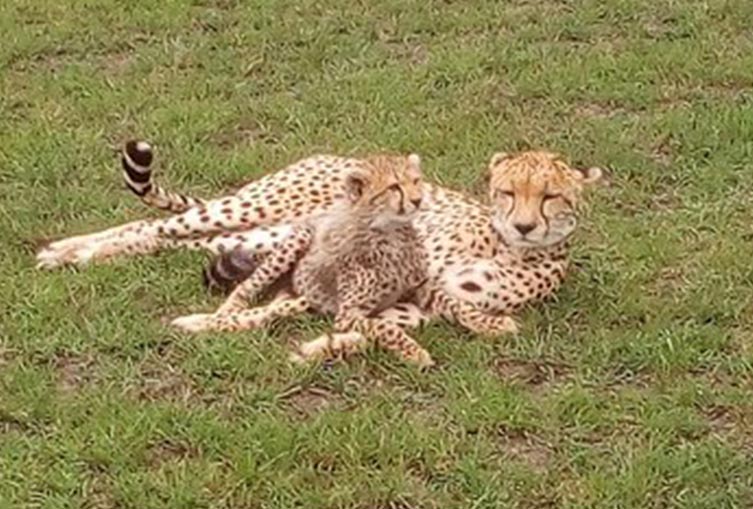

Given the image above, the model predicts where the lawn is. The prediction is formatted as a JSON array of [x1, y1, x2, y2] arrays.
[[2, 0, 753, 507]]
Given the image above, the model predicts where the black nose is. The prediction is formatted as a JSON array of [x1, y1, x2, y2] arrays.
[[411, 198, 422, 209], [514, 223, 536, 235]]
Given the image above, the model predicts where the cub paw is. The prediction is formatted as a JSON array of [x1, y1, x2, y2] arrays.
[[469, 315, 519, 337], [288, 350, 307, 365], [504, 316, 519, 334], [290, 332, 366, 365], [488, 315, 519, 335], [407, 348, 435, 369]]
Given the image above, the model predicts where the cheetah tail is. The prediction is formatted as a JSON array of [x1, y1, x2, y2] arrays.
[[202, 246, 260, 295], [121, 140, 207, 213]]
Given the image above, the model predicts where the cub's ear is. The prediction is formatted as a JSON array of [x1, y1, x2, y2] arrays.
[[345, 172, 367, 202], [576, 166, 604, 185], [407, 153, 421, 173]]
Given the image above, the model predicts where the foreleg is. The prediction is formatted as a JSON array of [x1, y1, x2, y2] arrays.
[[442, 258, 566, 314], [171, 294, 309, 333], [293, 308, 434, 367], [425, 287, 518, 336]]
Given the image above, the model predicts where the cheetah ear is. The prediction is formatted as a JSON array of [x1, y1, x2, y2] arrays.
[[345, 172, 367, 202], [489, 152, 511, 169], [575, 166, 604, 185], [407, 153, 422, 174], [480, 152, 511, 188]]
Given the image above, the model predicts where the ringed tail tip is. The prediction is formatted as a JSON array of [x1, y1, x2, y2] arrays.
[[124, 140, 153, 168]]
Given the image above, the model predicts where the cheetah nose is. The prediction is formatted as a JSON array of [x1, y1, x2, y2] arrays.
[[514, 222, 536, 236], [411, 198, 422, 209]]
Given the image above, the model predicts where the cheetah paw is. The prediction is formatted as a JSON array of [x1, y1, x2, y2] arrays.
[[36, 239, 97, 269], [497, 316, 519, 335], [288, 350, 307, 365], [407, 348, 436, 369], [470, 316, 519, 336], [289, 332, 365, 365], [170, 313, 216, 333]]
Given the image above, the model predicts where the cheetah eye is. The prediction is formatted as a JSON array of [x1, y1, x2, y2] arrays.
[[543, 193, 562, 201], [495, 189, 514, 199], [388, 183, 401, 192]]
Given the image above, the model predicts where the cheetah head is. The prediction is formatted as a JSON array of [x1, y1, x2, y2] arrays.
[[487, 151, 603, 248], [345, 153, 424, 224]]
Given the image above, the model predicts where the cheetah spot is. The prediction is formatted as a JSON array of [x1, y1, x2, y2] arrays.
[[460, 281, 482, 293]]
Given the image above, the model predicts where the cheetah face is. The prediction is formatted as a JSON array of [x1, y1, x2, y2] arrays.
[[487, 151, 603, 248], [346, 153, 424, 225]]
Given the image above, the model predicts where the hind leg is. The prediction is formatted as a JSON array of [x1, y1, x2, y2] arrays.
[[36, 215, 295, 269], [35, 187, 302, 269]]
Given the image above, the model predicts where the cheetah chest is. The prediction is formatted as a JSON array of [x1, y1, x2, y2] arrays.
[[292, 223, 427, 316]]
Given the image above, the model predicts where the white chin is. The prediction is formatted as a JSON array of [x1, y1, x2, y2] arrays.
[[508, 237, 543, 248], [517, 234, 566, 248], [371, 212, 412, 228], [494, 226, 565, 248]]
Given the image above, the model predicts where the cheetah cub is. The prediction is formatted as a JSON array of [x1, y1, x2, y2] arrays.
[[172, 153, 434, 367]]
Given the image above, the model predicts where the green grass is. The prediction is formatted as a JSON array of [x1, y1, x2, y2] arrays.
[[2, 0, 753, 507]]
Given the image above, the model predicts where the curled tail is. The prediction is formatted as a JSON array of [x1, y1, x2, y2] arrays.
[[203, 246, 294, 298], [122, 140, 206, 213], [203, 246, 260, 294]]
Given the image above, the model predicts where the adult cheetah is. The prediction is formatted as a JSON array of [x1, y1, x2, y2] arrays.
[[36, 143, 603, 333]]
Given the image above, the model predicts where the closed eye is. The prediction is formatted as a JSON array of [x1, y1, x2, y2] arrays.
[[543, 193, 562, 201], [495, 190, 515, 198]]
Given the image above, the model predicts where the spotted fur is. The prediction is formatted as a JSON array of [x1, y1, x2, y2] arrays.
[[36, 142, 603, 348], [171, 154, 434, 366], [439, 151, 603, 312]]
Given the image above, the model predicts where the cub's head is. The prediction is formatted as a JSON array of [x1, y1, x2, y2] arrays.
[[345, 153, 424, 223], [487, 151, 603, 248]]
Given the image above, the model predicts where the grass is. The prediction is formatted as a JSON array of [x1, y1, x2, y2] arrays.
[[2, 0, 753, 507]]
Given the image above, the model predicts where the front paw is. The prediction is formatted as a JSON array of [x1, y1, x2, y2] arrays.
[[170, 313, 216, 333], [290, 332, 366, 365], [290, 334, 339, 364], [498, 316, 519, 334], [407, 347, 436, 369]]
